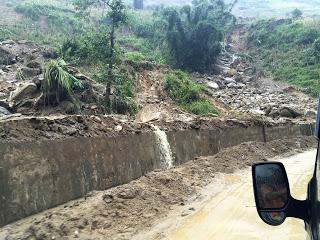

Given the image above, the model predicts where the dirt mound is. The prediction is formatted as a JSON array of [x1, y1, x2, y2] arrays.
[[0, 136, 316, 240]]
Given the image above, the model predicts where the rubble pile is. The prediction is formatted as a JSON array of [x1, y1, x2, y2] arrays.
[[0, 40, 105, 118], [192, 42, 317, 120]]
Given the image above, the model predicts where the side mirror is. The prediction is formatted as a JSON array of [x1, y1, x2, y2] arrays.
[[252, 162, 310, 226]]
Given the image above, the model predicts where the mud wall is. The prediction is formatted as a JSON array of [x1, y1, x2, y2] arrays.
[[0, 123, 314, 227]]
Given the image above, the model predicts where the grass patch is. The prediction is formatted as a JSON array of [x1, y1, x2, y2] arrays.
[[165, 71, 219, 116], [248, 18, 320, 97], [125, 51, 146, 62]]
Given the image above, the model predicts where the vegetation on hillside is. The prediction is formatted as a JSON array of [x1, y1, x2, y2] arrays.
[[0, 0, 236, 117], [165, 71, 219, 116], [248, 18, 320, 96], [43, 59, 83, 106], [161, 0, 235, 72]]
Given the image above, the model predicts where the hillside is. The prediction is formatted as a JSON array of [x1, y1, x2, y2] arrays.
[[228, 0, 320, 18]]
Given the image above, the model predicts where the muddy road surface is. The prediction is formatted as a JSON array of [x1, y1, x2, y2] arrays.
[[137, 150, 316, 240]]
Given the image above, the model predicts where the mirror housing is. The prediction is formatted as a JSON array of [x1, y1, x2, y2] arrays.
[[252, 162, 310, 226]]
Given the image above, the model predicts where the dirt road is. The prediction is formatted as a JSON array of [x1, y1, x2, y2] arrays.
[[168, 150, 316, 240]]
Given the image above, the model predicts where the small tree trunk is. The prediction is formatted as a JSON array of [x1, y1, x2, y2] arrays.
[[106, 23, 116, 110]]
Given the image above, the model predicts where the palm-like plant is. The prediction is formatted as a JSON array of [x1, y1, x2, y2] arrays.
[[43, 59, 83, 105]]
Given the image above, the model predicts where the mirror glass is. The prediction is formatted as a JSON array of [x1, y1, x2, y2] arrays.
[[254, 164, 289, 210], [260, 211, 286, 226]]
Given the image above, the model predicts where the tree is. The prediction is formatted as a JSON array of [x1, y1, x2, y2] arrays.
[[74, 0, 127, 105], [291, 8, 303, 19], [313, 38, 320, 63], [162, 0, 234, 72]]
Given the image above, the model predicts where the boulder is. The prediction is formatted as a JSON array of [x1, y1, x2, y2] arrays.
[[42, 48, 58, 59], [224, 77, 236, 84], [228, 68, 237, 77], [0, 47, 15, 65], [227, 83, 236, 88], [26, 61, 42, 69], [10, 83, 38, 103], [1, 40, 15, 45], [0, 100, 11, 110], [279, 106, 302, 118], [0, 106, 11, 116], [250, 109, 265, 115], [305, 110, 317, 119], [32, 76, 44, 89], [236, 83, 246, 89], [20, 67, 42, 78], [268, 106, 302, 119], [207, 82, 220, 90], [58, 101, 77, 114]]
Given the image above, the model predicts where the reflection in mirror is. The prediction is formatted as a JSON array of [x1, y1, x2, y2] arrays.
[[255, 164, 289, 210], [260, 211, 286, 226]]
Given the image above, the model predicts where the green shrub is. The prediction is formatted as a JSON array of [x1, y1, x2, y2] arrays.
[[125, 51, 146, 61], [0, 28, 14, 41], [59, 30, 111, 65], [43, 59, 83, 105], [184, 100, 219, 116], [15, 2, 76, 26], [92, 67, 138, 115], [165, 71, 202, 104], [165, 71, 219, 116]]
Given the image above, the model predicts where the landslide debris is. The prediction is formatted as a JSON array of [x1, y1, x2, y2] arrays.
[[0, 136, 316, 240], [195, 25, 317, 120], [0, 40, 106, 117]]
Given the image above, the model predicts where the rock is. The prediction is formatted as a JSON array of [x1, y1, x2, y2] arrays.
[[249, 109, 265, 115], [228, 68, 237, 77], [236, 83, 246, 88], [42, 48, 58, 59], [231, 57, 241, 68], [59, 101, 76, 114], [268, 106, 302, 119], [20, 67, 42, 78], [279, 106, 302, 118], [207, 82, 220, 90], [74, 230, 79, 238], [10, 83, 38, 102], [227, 83, 236, 88], [181, 211, 190, 217], [305, 110, 317, 119], [117, 188, 139, 199], [224, 77, 236, 84], [1, 40, 15, 45], [0, 100, 10, 110], [0, 106, 11, 116], [2, 65, 11, 72], [26, 61, 42, 69], [0, 47, 15, 65], [32, 77, 44, 89], [103, 194, 114, 204], [114, 125, 123, 132]]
